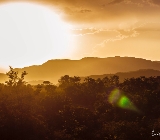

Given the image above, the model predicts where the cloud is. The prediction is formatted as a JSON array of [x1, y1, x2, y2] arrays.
[[1, 0, 160, 27], [117, 30, 139, 37], [142, 0, 160, 7], [63, 7, 92, 15], [71, 28, 125, 38], [151, 0, 160, 5], [72, 20, 160, 58], [1, 0, 160, 39], [71, 28, 99, 36], [71, 28, 121, 58], [0, 0, 160, 61], [95, 21, 160, 48], [80, 9, 91, 13], [108, 0, 124, 5], [89, 21, 160, 57], [89, 27, 160, 59], [87, 27, 139, 57]]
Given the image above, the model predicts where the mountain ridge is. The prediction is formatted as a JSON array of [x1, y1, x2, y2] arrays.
[[1, 57, 160, 84]]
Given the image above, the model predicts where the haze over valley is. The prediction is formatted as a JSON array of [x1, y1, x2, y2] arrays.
[[1, 57, 160, 84]]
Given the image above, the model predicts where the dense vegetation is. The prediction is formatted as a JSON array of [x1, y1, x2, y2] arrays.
[[0, 67, 160, 140]]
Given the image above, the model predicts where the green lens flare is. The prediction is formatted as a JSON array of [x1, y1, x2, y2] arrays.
[[108, 88, 139, 112], [118, 96, 130, 107], [108, 89, 120, 104], [118, 96, 133, 109]]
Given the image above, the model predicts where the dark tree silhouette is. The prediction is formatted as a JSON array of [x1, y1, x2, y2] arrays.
[[0, 71, 160, 139], [5, 66, 28, 86]]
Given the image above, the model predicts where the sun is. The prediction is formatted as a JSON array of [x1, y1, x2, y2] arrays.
[[0, 2, 74, 70]]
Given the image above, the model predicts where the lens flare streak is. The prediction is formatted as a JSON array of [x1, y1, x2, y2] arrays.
[[108, 88, 139, 112]]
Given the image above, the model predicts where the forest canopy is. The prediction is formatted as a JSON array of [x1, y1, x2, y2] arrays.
[[0, 67, 160, 139]]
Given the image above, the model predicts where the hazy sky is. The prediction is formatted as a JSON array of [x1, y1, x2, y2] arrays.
[[0, 0, 160, 71], [42, 0, 160, 60]]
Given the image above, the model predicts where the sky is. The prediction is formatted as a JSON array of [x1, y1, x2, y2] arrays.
[[0, 0, 160, 71]]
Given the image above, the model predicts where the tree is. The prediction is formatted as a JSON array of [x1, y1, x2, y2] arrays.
[[58, 75, 81, 89], [102, 75, 119, 88], [5, 66, 28, 86], [43, 81, 52, 85]]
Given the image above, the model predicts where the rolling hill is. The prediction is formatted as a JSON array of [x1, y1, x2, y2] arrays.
[[1, 57, 160, 84], [81, 69, 160, 83]]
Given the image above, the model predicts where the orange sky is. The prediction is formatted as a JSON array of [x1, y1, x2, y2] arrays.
[[0, 0, 160, 71]]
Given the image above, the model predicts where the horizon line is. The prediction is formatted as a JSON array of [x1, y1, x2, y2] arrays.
[[1, 56, 160, 73]]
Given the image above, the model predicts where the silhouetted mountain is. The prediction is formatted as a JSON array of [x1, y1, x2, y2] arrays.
[[8, 69, 160, 85], [81, 69, 160, 82], [0, 73, 7, 83], [1, 57, 160, 84]]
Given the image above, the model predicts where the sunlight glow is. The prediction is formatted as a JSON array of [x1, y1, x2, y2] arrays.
[[0, 2, 74, 70]]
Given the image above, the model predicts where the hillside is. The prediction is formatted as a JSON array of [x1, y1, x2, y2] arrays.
[[81, 69, 160, 82], [1, 57, 160, 84], [0, 73, 7, 83]]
